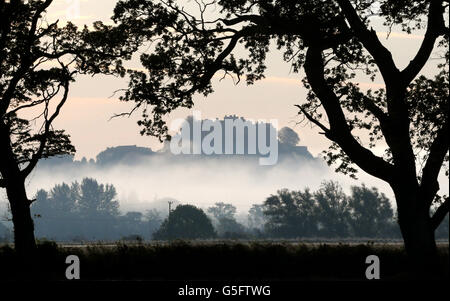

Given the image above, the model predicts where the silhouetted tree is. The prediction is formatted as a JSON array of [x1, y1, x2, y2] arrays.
[[153, 205, 216, 240], [77, 178, 120, 219], [264, 188, 318, 238], [314, 181, 351, 237], [347, 184, 396, 237], [32, 186, 79, 239], [113, 0, 449, 273], [32, 178, 125, 241], [49, 183, 77, 214], [0, 0, 138, 254], [263, 182, 402, 238]]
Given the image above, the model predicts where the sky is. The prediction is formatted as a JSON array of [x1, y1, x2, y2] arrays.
[[5, 0, 447, 211], [41, 0, 442, 158]]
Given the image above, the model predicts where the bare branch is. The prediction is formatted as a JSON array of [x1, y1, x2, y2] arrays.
[[294, 104, 330, 134], [21, 75, 70, 178]]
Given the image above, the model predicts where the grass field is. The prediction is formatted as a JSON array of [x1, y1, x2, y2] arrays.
[[0, 240, 448, 281]]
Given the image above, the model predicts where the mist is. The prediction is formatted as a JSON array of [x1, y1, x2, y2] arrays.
[[4, 155, 392, 215]]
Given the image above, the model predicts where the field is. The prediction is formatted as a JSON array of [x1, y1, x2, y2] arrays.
[[0, 240, 448, 281]]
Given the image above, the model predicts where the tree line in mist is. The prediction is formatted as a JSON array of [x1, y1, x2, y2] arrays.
[[0, 178, 448, 242]]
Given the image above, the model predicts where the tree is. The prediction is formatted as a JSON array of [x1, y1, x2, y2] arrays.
[[263, 182, 399, 238], [77, 178, 120, 219], [32, 178, 122, 241], [207, 202, 246, 237], [0, 0, 138, 254], [113, 0, 449, 274], [144, 208, 163, 237], [153, 204, 216, 240], [48, 183, 77, 214], [247, 204, 266, 231], [314, 181, 352, 237], [278, 127, 300, 146], [347, 184, 396, 237], [32, 186, 79, 240], [264, 188, 318, 238], [207, 202, 237, 221]]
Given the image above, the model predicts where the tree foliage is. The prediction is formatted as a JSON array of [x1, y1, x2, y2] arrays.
[[31, 178, 162, 241], [278, 127, 300, 146], [207, 202, 246, 237], [153, 204, 216, 240], [348, 184, 395, 237], [263, 181, 400, 238], [247, 204, 266, 230]]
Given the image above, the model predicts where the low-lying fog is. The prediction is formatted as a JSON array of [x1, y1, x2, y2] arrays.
[[1, 146, 448, 222], [1, 156, 394, 215]]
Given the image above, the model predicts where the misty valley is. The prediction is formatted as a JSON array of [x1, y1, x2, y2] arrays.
[[3, 122, 447, 243], [0, 119, 448, 282], [0, 0, 449, 289]]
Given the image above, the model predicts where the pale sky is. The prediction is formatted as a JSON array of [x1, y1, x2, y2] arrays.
[[42, 0, 442, 158]]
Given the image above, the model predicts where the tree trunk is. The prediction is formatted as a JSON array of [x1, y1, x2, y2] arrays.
[[6, 180, 37, 256], [396, 189, 441, 278], [0, 124, 37, 256]]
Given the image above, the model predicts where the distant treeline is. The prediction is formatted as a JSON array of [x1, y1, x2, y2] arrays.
[[1, 178, 162, 242], [0, 178, 448, 242]]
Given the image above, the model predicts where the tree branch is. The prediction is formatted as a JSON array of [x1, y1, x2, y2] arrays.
[[0, 61, 35, 116], [0, 0, 53, 116], [338, 0, 419, 183], [401, 0, 446, 86], [362, 97, 388, 123], [337, 0, 400, 85], [431, 197, 449, 230], [294, 104, 330, 134], [21, 77, 70, 178], [304, 46, 395, 183], [187, 25, 257, 93], [420, 120, 449, 206], [220, 15, 264, 26]]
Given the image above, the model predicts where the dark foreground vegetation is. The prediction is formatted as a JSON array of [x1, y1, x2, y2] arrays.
[[0, 241, 448, 281]]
